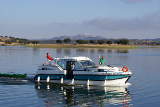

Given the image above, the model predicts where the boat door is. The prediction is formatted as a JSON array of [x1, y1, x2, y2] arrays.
[[66, 61, 75, 79]]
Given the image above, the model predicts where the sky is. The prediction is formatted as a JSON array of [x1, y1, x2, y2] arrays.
[[0, 0, 160, 39]]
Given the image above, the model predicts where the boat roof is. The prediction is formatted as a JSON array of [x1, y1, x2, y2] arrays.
[[56, 56, 92, 61]]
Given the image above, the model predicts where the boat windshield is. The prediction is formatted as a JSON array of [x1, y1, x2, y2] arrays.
[[80, 60, 95, 67]]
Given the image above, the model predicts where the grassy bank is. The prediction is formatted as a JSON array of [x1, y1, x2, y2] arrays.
[[26, 44, 138, 49], [0, 42, 22, 46]]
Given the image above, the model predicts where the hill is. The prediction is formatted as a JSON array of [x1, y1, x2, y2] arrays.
[[51, 34, 107, 40]]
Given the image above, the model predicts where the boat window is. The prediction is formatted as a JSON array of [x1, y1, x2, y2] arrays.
[[74, 62, 84, 71], [80, 60, 95, 67], [57, 59, 67, 69], [41, 67, 53, 70]]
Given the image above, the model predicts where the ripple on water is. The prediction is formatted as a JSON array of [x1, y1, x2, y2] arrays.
[[0, 84, 44, 107]]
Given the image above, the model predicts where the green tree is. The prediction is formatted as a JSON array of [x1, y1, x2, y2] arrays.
[[115, 39, 129, 45], [76, 40, 89, 44], [63, 38, 71, 43], [120, 39, 129, 45], [56, 40, 62, 44], [97, 40, 105, 44], [106, 40, 112, 44], [89, 40, 96, 44]]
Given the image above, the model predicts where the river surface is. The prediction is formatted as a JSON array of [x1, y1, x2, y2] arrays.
[[0, 46, 160, 107]]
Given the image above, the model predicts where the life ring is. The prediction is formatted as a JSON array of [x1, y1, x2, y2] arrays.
[[122, 66, 128, 72]]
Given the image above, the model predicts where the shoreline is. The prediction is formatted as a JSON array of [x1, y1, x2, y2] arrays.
[[26, 44, 138, 49], [1, 43, 160, 49]]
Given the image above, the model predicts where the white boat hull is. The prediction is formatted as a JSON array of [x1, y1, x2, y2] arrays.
[[35, 77, 129, 86]]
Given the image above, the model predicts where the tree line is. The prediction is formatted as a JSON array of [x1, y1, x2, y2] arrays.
[[0, 36, 38, 44], [55, 38, 130, 45], [1, 36, 159, 45]]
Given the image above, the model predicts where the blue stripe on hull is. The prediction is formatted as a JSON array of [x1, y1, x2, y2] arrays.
[[74, 75, 129, 81], [35, 74, 64, 80], [35, 74, 130, 81]]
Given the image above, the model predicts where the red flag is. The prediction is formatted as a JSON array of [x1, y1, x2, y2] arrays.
[[46, 53, 53, 61]]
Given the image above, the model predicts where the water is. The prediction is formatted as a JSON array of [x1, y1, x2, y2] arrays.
[[0, 46, 160, 107]]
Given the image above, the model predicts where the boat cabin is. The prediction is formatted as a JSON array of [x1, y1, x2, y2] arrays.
[[56, 57, 96, 71]]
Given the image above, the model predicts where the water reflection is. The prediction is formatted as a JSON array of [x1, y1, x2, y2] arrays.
[[89, 49, 95, 54], [55, 48, 129, 57], [107, 49, 112, 53], [97, 49, 105, 54], [56, 48, 62, 55], [35, 84, 131, 107], [63, 48, 71, 56], [115, 49, 129, 53]]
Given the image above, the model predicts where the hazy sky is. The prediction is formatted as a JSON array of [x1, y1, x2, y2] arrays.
[[0, 0, 160, 39]]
